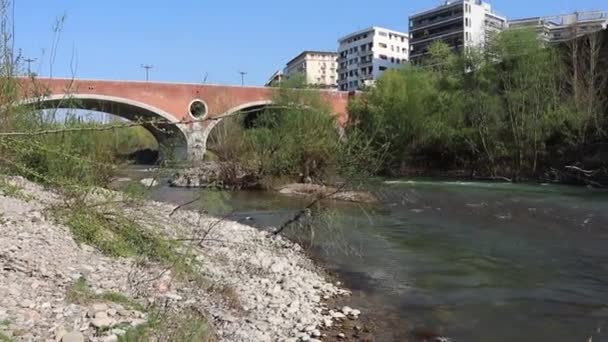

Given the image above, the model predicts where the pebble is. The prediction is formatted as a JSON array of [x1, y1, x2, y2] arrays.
[[91, 318, 114, 329], [60, 332, 84, 342], [332, 312, 347, 320], [338, 332, 346, 338], [101, 335, 118, 342]]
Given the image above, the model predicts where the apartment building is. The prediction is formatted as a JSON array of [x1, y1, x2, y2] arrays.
[[509, 11, 608, 43], [283, 51, 338, 88], [265, 70, 284, 87], [337, 26, 409, 92], [409, 0, 507, 63]]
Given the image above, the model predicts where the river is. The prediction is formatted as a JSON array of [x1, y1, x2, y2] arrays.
[[127, 169, 608, 341]]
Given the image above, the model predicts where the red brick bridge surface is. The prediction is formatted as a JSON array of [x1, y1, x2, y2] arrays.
[[17, 77, 350, 159]]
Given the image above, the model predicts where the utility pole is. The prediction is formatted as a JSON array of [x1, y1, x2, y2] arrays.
[[141, 64, 154, 82], [238, 71, 247, 86], [24, 57, 36, 76]]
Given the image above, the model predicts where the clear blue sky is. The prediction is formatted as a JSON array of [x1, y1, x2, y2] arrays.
[[15, 0, 608, 86]]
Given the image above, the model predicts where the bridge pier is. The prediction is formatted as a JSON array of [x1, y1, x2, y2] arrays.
[[185, 123, 207, 163]]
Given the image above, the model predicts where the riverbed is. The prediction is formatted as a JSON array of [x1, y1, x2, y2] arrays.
[[127, 169, 608, 341]]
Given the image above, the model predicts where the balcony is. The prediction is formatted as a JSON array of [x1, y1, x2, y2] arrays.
[[411, 27, 464, 45], [411, 15, 462, 32]]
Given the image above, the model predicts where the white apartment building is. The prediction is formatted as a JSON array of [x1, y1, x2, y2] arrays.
[[409, 0, 507, 63], [283, 51, 338, 88], [509, 11, 608, 43], [337, 26, 409, 92]]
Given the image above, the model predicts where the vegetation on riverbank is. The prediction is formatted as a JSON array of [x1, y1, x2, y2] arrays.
[[349, 28, 608, 184], [206, 29, 607, 187], [206, 75, 386, 188]]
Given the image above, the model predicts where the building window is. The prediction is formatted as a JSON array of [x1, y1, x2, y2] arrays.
[[379, 54, 387, 60], [379, 43, 387, 48], [390, 57, 394, 63], [378, 31, 388, 37], [379, 66, 387, 71], [402, 48, 407, 53]]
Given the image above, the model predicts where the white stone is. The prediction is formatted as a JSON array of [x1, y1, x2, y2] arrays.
[[90, 303, 108, 313], [101, 335, 118, 342], [304, 325, 316, 332], [95, 311, 108, 319], [91, 317, 114, 329], [131, 319, 146, 327], [337, 332, 346, 338], [332, 312, 346, 319], [341, 306, 352, 315], [112, 328, 126, 336], [139, 178, 158, 187], [61, 332, 84, 342]]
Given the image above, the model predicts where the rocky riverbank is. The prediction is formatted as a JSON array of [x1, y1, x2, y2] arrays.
[[169, 162, 377, 204], [0, 176, 364, 341]]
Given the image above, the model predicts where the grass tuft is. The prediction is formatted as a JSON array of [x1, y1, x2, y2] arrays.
[[60, 206, 195, 277], [0, 332, 11, 342], [119, 308, 215, 342], [65, 277, 144, 311], [0, 177, 33, 202]]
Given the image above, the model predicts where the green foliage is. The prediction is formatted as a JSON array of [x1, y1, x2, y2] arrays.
[[0, 318, 10, 342], [60, 205, 194, 276], [119, 308, 215, 342], [0, 332, 11, 342], [0, 177, 33, 201], [207, 78, 384, 184], [66, 277, 145, 311], [348, 28, 606, 180]]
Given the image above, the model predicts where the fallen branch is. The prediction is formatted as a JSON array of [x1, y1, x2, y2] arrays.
[[273, 183, 347, 236]]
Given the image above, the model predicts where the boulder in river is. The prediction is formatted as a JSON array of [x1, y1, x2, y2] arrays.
[[170, 161, 258, 189], [277, 183, 377, 204]]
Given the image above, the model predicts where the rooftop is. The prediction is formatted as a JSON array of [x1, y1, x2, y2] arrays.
[[410, 0, 504, 20], [510, 11, 608, 27], [285, 50, 338, 67], [338, 26, 409, 43]]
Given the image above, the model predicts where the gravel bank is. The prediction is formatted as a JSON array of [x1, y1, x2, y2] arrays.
[[0, 176, 360, 341]]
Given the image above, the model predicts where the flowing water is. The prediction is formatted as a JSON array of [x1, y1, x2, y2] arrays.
[[128, 169, 608, 341]]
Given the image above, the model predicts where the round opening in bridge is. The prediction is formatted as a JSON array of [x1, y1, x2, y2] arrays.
[[189, 99, 208, 119]]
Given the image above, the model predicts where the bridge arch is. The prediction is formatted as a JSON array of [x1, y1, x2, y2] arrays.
[[201, 100, 274, 157], [20, 94, 190, 156]]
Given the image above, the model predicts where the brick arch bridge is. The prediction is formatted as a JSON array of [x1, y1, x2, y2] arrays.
[[17, 77, 350, 160]]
